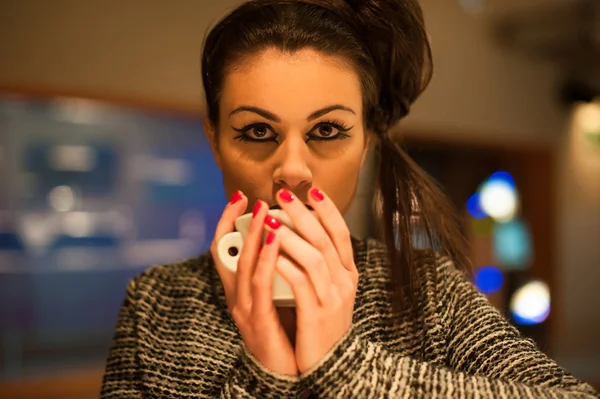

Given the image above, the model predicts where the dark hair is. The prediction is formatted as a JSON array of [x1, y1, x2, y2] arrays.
[[202, 0, 469, 312]]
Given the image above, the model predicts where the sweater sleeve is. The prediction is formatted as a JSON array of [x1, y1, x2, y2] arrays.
[[299, 259, 599, 398], [101, 278, 301, 399], [220, 344, 302, 398], [101, 279, 142, 399]]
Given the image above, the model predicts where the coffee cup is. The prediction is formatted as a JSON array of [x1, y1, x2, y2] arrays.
[[216, 209, 297, 307]]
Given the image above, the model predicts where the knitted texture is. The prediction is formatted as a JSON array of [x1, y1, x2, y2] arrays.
[[101, 238, 599, 398]]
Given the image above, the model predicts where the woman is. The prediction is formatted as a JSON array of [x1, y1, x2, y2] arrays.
[[101, 0, 599, 398]]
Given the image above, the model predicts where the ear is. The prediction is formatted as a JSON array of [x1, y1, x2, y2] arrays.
[[361, 131, 374, 167], [203, 117, 222, 170]]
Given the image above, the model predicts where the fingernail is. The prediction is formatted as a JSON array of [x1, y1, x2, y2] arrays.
[[264, 215, 282, 229], [266, 231, 275, 245], [229, 190, 242, 204], [252, 201, 261, 218], [279, 189, 294, 203], [310, 188, 324, 202]]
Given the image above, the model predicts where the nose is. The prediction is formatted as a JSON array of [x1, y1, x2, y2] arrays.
[[272, 137, 312, 191]]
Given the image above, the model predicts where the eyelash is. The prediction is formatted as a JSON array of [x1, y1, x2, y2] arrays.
[[233, 120, 351, 143]]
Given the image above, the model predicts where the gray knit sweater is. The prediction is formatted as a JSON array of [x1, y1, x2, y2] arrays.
[[101, 238, 599, 398]]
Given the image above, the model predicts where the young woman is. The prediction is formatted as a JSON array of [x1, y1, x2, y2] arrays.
[[101, 0, 599, 397]]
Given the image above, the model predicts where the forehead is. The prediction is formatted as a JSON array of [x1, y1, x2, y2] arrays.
[[220, 48, 363, 118]]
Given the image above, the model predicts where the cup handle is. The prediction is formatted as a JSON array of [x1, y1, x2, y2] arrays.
[[216, 231, 243, 272]]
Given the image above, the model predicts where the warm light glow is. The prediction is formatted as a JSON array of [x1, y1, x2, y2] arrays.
[[566, 101, 600, 203], [576, 102, 600, 133]]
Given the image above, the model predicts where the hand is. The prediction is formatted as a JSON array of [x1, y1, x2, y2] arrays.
[[264, 187, 359, 374], [211, 191, 298, 376]]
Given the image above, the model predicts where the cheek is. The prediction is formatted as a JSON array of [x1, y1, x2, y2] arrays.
[[315, 149, 365, 214], [220, 151, 273, 202]]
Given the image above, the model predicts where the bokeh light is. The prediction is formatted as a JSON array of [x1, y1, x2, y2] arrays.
[[487, 170, 515, 189], [474, 265, 504, 294], [467, 192, 487, 219], [48, 185, 77, 212], [493, 219, 533, 270], [480, 178, 518, 222], [63, 212, 94, 237], [576, 102, 600, 133], [510, 280, 551, 325], [466, 171, 518, 223]]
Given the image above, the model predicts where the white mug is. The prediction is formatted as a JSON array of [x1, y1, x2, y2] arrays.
[[216, 209, 297, 307]]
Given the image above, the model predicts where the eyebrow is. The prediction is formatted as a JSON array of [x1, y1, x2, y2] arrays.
[[229, 104, 355, 122]]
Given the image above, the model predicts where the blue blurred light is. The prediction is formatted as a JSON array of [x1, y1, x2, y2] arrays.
[[487, 170, 515, 189], [467, 193, 487, 219], [493, 219, 533, 270], [511, 310, 550, 326], [474, 266, 504, 294]]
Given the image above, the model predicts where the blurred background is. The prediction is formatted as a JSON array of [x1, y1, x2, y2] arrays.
[[1, 0, 599, 397]]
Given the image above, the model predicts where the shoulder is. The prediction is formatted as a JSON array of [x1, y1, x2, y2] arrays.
[[127, 252, 217, 305], [358, 237, 469, 299], [358, 237, 460, 276], [356, 237, 388, 270]]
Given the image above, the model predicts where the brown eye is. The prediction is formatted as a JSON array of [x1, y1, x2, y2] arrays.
[[317, 124, 334, 137], [233, 123, 278, 143], [251, 125, 270, 138], [307, 121, 351, 142]]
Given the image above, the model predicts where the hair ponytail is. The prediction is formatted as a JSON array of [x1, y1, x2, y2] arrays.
[[377, 132, 470, 311], [344, 0, 469, 311]]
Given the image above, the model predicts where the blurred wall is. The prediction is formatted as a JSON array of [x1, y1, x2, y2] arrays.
[[1, 0, 599, 380], [408, 0, 567, 145], [0, 0, 566, 144], [555, 104, 600, 379], [0, 0, 238, 112]]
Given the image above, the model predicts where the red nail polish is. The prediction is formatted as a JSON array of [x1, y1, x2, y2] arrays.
[[266, 231, 275, 245], [252, 201, 261, 218], [279, 189, 295, 203], [229, 190, 242, 204], [264, 215, 282, 229], [310, 188, 324, 202]]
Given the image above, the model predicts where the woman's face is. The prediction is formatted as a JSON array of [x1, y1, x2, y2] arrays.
[[205, 48, 371, 214]]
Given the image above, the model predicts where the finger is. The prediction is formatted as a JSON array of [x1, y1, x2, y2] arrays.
[[308, 187, 356, 275], [265, 215, 332, 305], [276, 255, 319, 310], [213, 190, 247, 244], [251, 230, 279, 317], [276, 188, 341, 282], [211, 191, 248, 307], [236, 200, 269, 309]]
